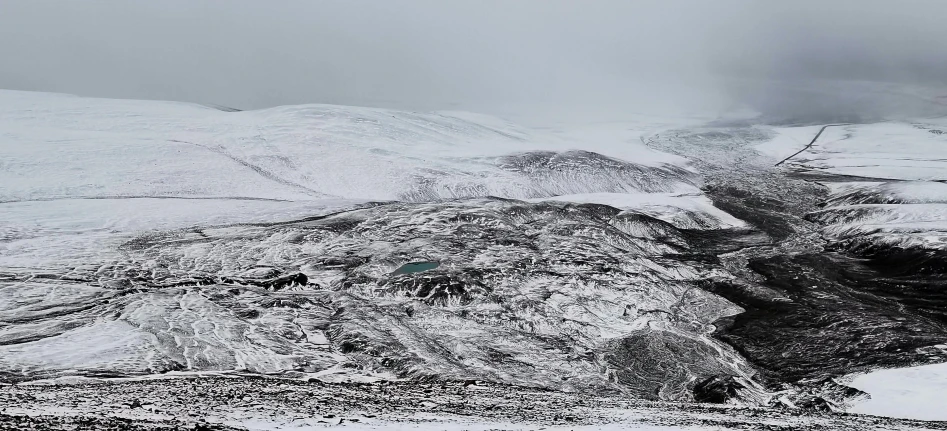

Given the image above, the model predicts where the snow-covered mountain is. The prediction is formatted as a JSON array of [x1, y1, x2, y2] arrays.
[[0, 90, 695, 204], [2, 89, 947, 426], [0, 90, 758, 399], [766, 121, 947, 421]]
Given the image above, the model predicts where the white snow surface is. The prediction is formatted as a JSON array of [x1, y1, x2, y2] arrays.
[[0, 89, 734, 272], [0, 89, 696, 204], [754, 125, 825, 160], [845, 359, 947, 421], [784, 122, 947, 181], [761, 123, 947, 252], [823, 181, 947, 204]]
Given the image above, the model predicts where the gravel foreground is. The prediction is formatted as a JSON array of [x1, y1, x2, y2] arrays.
[[2, 376, 945, 430]]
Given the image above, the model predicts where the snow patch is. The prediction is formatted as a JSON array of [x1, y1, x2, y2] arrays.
[[845, 361, 947, 421], [530, 193, 747, 229]]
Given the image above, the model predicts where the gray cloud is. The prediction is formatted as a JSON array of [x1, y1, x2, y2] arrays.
[[1, 0, 946, 119]]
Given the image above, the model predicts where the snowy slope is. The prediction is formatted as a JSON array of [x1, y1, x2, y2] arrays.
[[759, 122, 947, 254], [787, 122, 947, 253], [0, 198, 367, 269], [754, 125, 826, 160], [1, 90, 768, 405], [845, 357, 947, 421], [783, 122, 947, 181], [0, 89, 742, 273], [809, 182, 947, 252], [0, 89, 696, 204], [0, 197, 762, 400], [10, 89, 947, 423], [759, 122, 947, 420], [528, 192, 748, 229]]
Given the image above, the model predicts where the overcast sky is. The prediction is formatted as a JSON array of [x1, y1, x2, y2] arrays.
[[1, 0, 946, 117]]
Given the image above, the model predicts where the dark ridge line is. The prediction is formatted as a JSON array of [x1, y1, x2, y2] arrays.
[[203, 103, 243, 112], [110, 201, 386, 251], [167, 139, 331, 199], [0, 195, 294, 204], [214, 200, 392, 228], [786, 171, 913, 183], [774, 124, 849, 167]]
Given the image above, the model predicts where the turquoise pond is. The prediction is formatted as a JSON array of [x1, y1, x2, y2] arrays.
[[392, 261, 440, 275]]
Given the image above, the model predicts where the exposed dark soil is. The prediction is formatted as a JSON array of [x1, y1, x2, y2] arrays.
[[698, 166, 947, 388]]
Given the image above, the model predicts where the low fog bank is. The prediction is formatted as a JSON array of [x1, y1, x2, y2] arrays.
[[725, 79, 947, 126], [1, 0, 946, 123]]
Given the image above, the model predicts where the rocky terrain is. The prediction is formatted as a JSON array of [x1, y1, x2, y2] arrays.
[[3, 376, 946, 430], [2, 90, 947, 428]]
